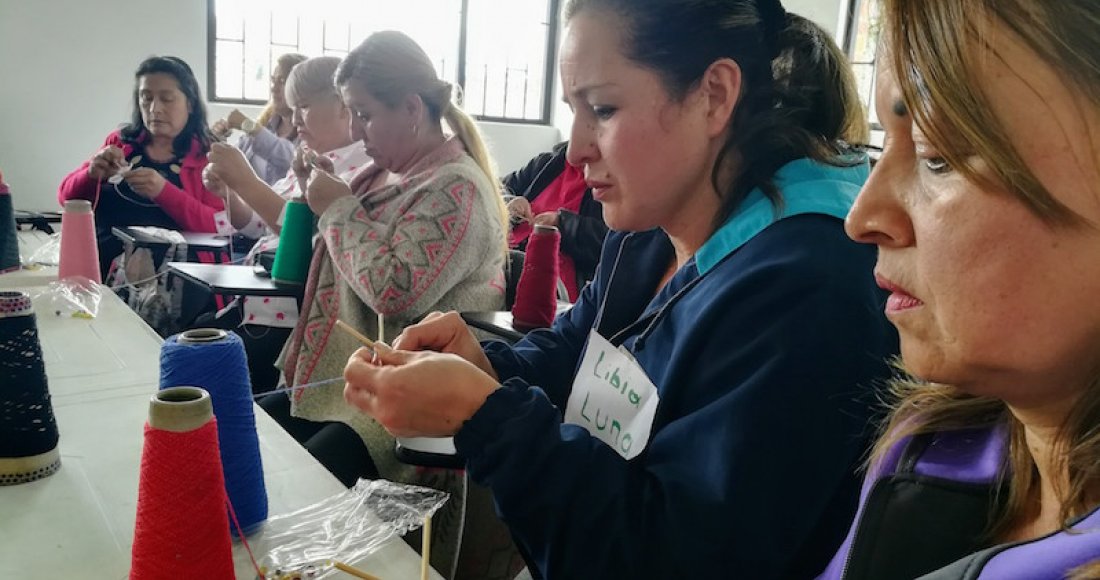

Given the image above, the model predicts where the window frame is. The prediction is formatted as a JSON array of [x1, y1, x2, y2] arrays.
[[205, 0, 561, 125], [843, 0, 882, 132]]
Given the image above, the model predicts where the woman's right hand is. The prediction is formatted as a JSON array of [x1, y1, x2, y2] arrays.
[[211, 119, 231, 139], [201, 164, 229, 199], [507, 196, 534, 224], [87, 145, 125, 181], [206, 142, 257, 192], [391, 311, 497, 380]]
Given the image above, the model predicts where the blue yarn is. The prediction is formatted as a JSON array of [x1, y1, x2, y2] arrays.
[[159, 331, 268, 535]]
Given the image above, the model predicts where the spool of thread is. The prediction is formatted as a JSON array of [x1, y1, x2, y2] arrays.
[[131, 386, 235, 579], [0, 291, 61, 485], [270, 199, 314, 285], [58, 199, 102, 284], [0, 178, 19, 273], [160, 329, 268, 534], [511, 224, 561, 330]]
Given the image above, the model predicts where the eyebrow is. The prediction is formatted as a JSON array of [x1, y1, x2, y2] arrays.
[[561, 82, 616, 105]]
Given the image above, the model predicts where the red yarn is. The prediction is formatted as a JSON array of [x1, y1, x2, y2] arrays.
[[512, 225, 561, 329], [131, 419, 235, 580]]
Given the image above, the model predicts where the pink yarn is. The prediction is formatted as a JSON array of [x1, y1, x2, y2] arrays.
[[58, 200, 102, 284]]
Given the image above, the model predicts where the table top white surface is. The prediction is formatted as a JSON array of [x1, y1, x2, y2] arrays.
[[0, 279, 441, 579]]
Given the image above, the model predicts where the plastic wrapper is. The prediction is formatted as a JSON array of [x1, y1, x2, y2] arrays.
[[244, 479, 449, 579], [28, 278, 103, 319], [25, 232, 60, 266]]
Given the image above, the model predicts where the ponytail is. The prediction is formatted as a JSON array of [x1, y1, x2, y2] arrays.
[[443, 101, 509, 255]]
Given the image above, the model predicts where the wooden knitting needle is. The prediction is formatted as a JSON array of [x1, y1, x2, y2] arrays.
[[421, 515, 433, 580], [331, 560, 382, 580], [335, 319, 377, 349]]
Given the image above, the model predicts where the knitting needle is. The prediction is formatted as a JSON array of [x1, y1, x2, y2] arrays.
[[331, 560, 382, 580], [420, 515, 433, 580]]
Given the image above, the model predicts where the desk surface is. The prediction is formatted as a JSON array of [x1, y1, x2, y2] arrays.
[[462, 302, 573, 343], [112, 225, 230, 251], [169, 262, 304, 298], [0, 282, 440, 579], [0, 230, 59, 288]]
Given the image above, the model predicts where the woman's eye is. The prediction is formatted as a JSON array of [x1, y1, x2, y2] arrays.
[[592, 106, 616, 120], [923, 156, 952, 175]]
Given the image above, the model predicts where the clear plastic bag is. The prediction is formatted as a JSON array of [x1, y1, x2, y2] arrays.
[[29, 278, 103, 319], [246, 479, 449, 579], [25, 232, 61, 266]]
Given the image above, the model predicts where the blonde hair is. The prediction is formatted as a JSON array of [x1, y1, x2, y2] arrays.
[[257, 52, 307, 127], [873, 1, 1100, 568], [335, 31, 508, 254], [284, 56, 343, 109]]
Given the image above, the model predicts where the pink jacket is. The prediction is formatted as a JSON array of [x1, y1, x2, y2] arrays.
[[58, 130, 225, 232]]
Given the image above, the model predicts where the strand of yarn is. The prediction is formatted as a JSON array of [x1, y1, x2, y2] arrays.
[[511, 225, 561, 329], [160, 331, 268, 533], [131, 418, 235, 579], [0, 291, 61, 485]]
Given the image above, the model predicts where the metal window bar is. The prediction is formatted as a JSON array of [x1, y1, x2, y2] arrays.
[[209, 0, 559, 123]]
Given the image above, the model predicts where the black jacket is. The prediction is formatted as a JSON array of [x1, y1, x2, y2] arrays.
[[503, 142, 608, 289]]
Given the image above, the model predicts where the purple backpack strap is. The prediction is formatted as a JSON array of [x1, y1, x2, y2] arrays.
[[817, 426, 1009, 580], [918, 507, 1100, 579]]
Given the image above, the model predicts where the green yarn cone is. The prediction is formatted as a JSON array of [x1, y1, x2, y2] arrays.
[[271, 200, 314, 285]]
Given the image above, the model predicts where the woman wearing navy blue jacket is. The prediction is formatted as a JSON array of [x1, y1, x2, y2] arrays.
[[342, 1, 896, 578]]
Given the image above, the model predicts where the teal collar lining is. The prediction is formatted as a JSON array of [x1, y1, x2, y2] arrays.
[[695, 158, 868, 274]]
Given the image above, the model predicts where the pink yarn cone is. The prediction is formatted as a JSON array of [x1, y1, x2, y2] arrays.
[[58, 200, 101, 284], [512, 224, 560, 330]]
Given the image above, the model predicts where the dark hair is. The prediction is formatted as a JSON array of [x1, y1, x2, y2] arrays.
[[120, 56, 214, 158], [565, 0, 868, 228]]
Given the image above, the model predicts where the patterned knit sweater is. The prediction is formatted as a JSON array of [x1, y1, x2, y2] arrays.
[[279, 137, 506, 479]]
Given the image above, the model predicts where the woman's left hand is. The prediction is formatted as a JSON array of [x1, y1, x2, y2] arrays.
[[533, 211, 559, 227], [122, 168, 166, 199], [343, 346, 499, 437], [305, 168, 352, 215]]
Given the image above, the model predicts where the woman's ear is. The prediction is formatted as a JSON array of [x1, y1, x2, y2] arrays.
[[700, 58, 742, 138], [404, 93, 426, 123]]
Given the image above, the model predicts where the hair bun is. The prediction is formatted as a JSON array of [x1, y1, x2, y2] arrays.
[[756, 0, 788, 58]]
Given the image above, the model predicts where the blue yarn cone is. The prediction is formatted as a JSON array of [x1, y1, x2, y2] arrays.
[[159, 329, 268, 534]]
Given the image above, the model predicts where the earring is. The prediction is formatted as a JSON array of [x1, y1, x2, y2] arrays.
[[412, 123, 420, 138]]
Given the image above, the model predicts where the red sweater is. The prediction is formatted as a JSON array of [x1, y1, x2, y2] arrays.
[[58, 130, 225, 232]]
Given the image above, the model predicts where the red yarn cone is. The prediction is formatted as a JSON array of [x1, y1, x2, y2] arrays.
[[131, 387, 234, 579], [512, 224, 560, 330]]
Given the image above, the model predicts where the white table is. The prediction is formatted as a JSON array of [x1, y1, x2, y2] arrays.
[[0, 275, 442, 578]]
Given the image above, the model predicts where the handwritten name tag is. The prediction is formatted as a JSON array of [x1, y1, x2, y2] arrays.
[[564, 330, 660, 460]]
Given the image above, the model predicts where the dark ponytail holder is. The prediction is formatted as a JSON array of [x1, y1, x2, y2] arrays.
[[756, 0, 788, 59]]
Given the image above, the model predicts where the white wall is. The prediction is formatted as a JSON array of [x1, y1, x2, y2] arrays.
[[0, 0, 560, 211]]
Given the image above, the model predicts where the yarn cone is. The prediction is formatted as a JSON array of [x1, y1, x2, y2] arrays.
[[159, 328, 268, 535], [511, 224, 561, 330], [58, 199, 101, 284], [130, 386, 234, 579], [271, 199, 314, 285], [0, 291, 61, 485], [0, 172, 18, 273]]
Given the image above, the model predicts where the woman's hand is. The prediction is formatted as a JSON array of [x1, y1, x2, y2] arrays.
[[87, 145, 126, 181], [343, 346, 499, 437], [304, 168, 351, 215], [226, 108, 248, 131], [121, 168, 166, 199], [211, 119, 231, 140], [507, 196, 533, 224], [391, 311, 497, 380], [533, 211, 559, 227], [202, 164, 229, 199], [206, 142, 259, 192]]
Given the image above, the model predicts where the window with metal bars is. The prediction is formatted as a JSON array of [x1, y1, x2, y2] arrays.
[[207, 0, 559, 124]]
